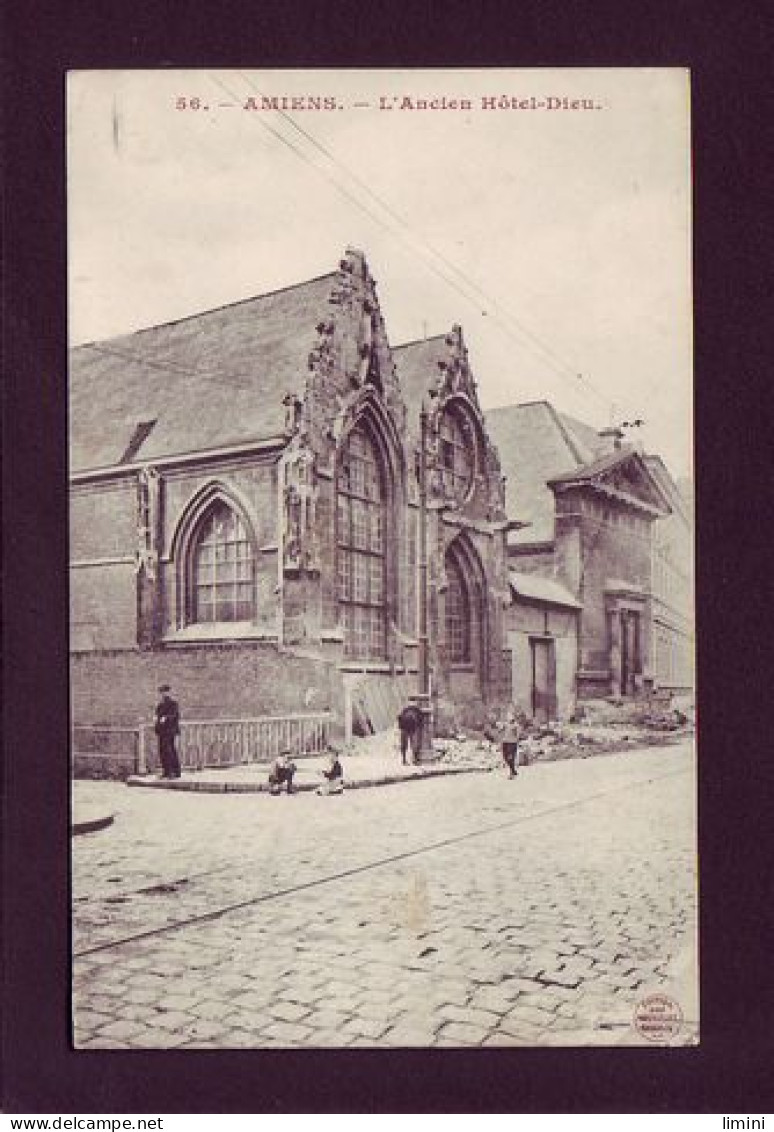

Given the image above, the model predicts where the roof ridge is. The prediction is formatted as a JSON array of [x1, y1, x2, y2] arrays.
[[393, 332, 448, 351], [545, 402, 589, 466], [72, 270, 339, 350], [484, 399, 556, 416]]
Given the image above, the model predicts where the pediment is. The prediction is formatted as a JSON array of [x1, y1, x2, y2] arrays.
[[591, 454, 672, 514], [550, 449, 672, 516]]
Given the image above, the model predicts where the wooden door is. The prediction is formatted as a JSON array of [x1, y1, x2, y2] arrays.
[[531, 638, 556, 724], [621, 611, 640, 696]]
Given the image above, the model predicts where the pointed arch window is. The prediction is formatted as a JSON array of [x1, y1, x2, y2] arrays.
[[445, 551, 471, 663], [439, 405, 475, 504], [336, 423, 386, 659], [190, 502, 254, 623]]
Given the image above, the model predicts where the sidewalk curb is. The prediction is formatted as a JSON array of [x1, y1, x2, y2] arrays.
[[72, 810, 115, 835], [125, 763, 490, 794]]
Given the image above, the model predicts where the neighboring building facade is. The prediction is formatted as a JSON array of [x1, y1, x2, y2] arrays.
[[485, 401, 673, 706], [645, 457, 694, 693], [505, 571, 581, 723], [70, 248, 510, 732]]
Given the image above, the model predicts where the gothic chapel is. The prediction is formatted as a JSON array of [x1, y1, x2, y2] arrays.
[[69, 249, 511, 733]]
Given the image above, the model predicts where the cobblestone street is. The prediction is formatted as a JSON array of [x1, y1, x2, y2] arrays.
[[72, 739, 697, 1049]]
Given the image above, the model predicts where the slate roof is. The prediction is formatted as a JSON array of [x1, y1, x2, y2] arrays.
[[392, 334, 449, 437], [483, 400, 673, 541], [555, 410, 608, 464], [509, 570, 582, 610], [69, 273, 338, 473], [483, 401, 592, 544]]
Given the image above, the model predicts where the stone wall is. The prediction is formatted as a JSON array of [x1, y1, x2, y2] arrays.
[[577, 499, 652, 680], [553, 489, 654, 695], [505, 601, 578, 721]]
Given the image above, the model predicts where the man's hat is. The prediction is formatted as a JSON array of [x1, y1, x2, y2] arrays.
[[159, 684, 171, 692]]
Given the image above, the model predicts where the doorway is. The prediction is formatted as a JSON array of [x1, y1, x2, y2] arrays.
[[530, 637, 556, 724], [620, 610, 641, 696]]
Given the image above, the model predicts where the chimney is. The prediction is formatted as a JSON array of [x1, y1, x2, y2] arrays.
[[597, 426, 624, 452], [344, 246, 367, 276]]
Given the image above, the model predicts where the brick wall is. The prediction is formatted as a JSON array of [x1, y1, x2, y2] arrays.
[[70, 479, 136, 560], [71, 725, 140, 780], [71, 478, 138, 651], [71, 641, 345, 728], [71, 457, 284, 652], [71, 562, 138, 651]]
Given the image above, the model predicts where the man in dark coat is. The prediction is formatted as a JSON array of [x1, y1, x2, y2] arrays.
[[397, 703, 423, 765], [154, 684, 181, 779]]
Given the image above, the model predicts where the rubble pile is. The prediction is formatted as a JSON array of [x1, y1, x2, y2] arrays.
[[344, 697, 694, 773], [434, 712, 693, 770], [573, 696, 694, 732], [571, 699, 647, 726], [520, 724, 637, 764], [347, 729, 401, 759], [434, 736, 500, 770]]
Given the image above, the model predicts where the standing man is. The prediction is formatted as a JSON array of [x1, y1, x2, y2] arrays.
[[154, 684, 181, 779], [397, 702, 423, 765]]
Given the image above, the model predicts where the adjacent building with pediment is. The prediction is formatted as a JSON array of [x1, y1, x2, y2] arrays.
[[69, 248, 510, 733], [644, 457, 694, 695], [485, 401, 675, 704]]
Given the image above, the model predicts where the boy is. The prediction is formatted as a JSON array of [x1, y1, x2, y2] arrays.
[[268, 749, 297, 795], [317, 749, 344, 795]]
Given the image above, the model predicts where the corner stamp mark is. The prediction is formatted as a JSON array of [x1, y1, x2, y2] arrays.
[[633, 993, 683, 1042]]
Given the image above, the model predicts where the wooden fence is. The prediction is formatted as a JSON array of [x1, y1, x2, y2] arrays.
[[140, 712, 332, 773], [72, 712, 332, 778]]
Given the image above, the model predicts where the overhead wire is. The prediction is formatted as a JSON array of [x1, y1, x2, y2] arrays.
[[236, 69, 610, 409], [209, 76, 507, 317], [235, 72, 612, 412], [211, 72, 616, 419]]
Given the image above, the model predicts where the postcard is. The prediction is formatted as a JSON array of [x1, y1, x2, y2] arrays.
[[68, 67, 696, 1050]]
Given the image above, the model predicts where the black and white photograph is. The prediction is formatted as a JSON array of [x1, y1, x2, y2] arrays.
[[68, 67, 696, 1051]]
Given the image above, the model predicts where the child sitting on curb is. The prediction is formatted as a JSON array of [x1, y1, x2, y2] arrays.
[[317, 748, 344, 795], [268, 750, 297, 795]]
